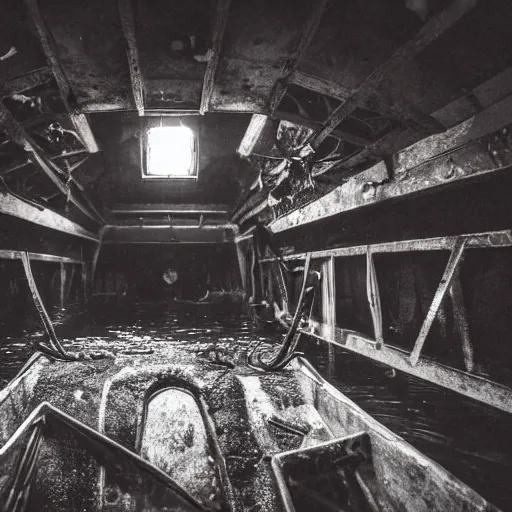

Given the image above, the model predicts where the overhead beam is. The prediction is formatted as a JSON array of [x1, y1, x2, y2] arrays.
[[110, 203, 230, 215], [268, 0, 330, 114], [310, 0, 478, 149], [0, 101, 102, 223], [200, 0, 232, 114], [118, 0, 144, 116], [0, 67, 54, 97], [0, 250, 83, 265], [290, 71, 444, 141], [102, 224, 235, 244], [23, 0, 99, 153], [274, 111, 370, 147], [270, 95, 512, 233], [237, 114, 269, 157], [0, 190, 99, 241], [290, 71, 350, 102], [301, 323, 512, 415]]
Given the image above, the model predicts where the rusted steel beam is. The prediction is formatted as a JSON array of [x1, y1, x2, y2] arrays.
[[0, 102, 101, 223], [301, 322, 512, 415], [23, 0, 99, 152], [273, 111, 370, 147], [200, 0, 232, 114], [393, 94, 512, 175], [268, 0, 330, 114], [290, 71, 444, 137], [237, 114, 269, 157], [261, 229, 512, 263], [0, 191, 99, 241], [0, 250, 83, 265], [118, 0, 144, 116], [110, 203, 230, 215], [290, 71, 351, 102], [450, 268, 474, 373], [366, 248, 383, 349], [102, 224, 236, 244], [50, 150, 88, 161], [270, 102, 512, 233], [0, 67, 54, 97], [310, 0, 478, 149], [409, 238, 467, 366], [330, 92, 512, 175]]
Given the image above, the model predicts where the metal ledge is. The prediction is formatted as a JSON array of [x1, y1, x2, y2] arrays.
[[0, 250, 83, 265], [260, 229, 512, 263], [0, 191, 99, 242], [102, 224, 236, 244], [301, 322, 512, 415]]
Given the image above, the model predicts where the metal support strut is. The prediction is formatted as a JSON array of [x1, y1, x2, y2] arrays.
[[21, 252, 112, 362], [249, 253, 320, 371]]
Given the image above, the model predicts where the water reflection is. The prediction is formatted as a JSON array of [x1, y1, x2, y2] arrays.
[[0, 298, 510, 510]]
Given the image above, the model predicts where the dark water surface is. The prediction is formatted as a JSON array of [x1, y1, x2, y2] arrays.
[[0, 298, 511, 510]]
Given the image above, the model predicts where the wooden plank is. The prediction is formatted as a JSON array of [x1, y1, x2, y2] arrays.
[[0, 191, 99, 241], [268, 0, 329, 114], [118, 0, 145, 116], [237, 114, 269, 157], [23, 0, 99, 152], [261, 229, 512, 262], [301, 323, 512, 415], [310, 0, 478, 149], [0, 101, 101, 223], [200, 0, 232, 114], [409, 238, 466, 366]]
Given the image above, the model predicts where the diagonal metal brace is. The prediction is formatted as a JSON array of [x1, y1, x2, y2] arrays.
[[409, 238, 467, 366]]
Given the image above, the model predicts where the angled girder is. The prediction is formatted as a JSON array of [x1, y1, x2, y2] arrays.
[[0, 101, 103, 224], [270, 93, 512, 233], [0, 67, 54, 97], [310, 0, 478, 150], [0, 190, 99, 241], [23, 0, 99, 153], [268, 0, 330, 114], [200, 0, 232, 114], [118, 0, 145, 116]]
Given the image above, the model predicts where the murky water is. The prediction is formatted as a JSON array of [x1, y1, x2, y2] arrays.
[[0, 297, 511, 510]]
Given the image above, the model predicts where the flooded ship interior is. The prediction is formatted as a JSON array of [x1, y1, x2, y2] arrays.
[[1, 0, 512, 510]]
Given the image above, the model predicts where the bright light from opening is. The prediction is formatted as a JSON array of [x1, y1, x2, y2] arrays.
[[147, 126, 195, 177]]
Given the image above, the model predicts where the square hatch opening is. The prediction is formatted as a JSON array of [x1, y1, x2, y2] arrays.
[[142, 125, 198, 179]]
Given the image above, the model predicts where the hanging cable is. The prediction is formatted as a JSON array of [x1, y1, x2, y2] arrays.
[[249, 253, 321, 371]]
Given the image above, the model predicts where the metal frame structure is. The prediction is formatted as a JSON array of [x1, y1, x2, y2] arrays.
[[0, 190, 100, 242], [259, 228, 512, 414]]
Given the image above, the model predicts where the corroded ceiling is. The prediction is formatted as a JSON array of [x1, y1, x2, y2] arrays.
[[0, 0, 511, 235]]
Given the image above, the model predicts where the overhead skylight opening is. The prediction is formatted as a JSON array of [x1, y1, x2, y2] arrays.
[[145, 126, 197, 178]]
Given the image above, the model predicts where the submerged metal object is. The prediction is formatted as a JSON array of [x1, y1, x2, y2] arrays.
[[0, 341, 501, 511]]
